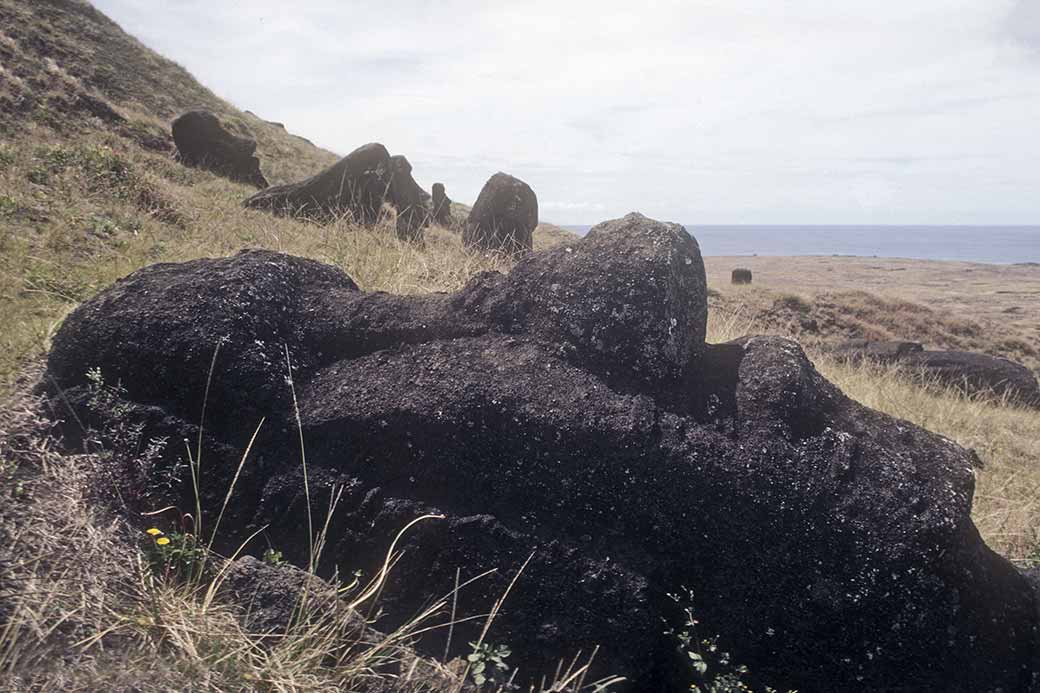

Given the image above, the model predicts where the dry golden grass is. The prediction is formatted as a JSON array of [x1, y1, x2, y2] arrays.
[[0, 371, 618, 692]]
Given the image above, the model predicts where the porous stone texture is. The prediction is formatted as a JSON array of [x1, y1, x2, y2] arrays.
[[463, 172, 537, 256], [45, 213, 1039, 691], [172, 110, 268, 188]]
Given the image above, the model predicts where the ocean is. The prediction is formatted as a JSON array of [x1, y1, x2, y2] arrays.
[[560, 225, 1040, 265]]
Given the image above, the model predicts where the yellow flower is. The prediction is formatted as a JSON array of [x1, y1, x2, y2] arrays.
[[146, 528, 163, 536], [155, 537, 171, 546]]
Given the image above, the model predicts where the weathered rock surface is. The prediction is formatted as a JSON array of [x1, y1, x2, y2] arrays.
[[171, 110, 268, 188], [731, 267, 752, 284], [45, 213, 1039, 691], [431, 182, 452, 226], [243, 142, 392, 224], [904, 350, 1040, 407], [463, 172, 537, 256]]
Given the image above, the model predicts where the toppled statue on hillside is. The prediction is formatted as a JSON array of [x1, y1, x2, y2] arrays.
[[171, 110, 268, 188], [243, 142, 432, 243], [44, 213, 1040, 691]]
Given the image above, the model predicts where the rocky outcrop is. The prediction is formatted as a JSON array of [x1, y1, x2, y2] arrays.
[[431, 182, 452, 226], [243, 142, 392, 224], [463, 172, 537, 256], [171, 110, 268, 188], [44, 213, 1039, 691], [731, 268, 752, 284]]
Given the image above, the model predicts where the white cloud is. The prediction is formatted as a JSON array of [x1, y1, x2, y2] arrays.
[[95, 0, 1040, 224]]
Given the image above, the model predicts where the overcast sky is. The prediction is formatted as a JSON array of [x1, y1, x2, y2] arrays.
[[94, 0, 1040, 225]]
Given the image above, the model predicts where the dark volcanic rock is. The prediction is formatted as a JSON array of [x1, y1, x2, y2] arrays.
[[431, 182, 452, 226], [731, 268, 752, 284], [904, 350, 1040, 407], [388, 154, 428, 242], [463, 172, 537, 256], [243, 142, 392, 224], [44, 213, 1039, 691], [221, 556, 344, 633], [171, 110, 268, 188]]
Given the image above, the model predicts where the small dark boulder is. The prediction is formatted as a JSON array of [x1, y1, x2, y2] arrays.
[[431, 182, 453, 226], [463, 172, 537, 256], [731, 268, 752, 284], [904, 350, 1040, 407], [171, 110, 268, 188], [243, 142, 392, 224]]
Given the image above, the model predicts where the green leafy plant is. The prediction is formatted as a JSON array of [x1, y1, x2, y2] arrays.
[[143, 527, 207, 581], [262, 547, 285, 566], [467, 641, 512, 687], [664, 588, 795, 693]]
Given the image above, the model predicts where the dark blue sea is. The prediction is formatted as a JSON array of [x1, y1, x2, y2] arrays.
[[561, 225, 1040, 265]]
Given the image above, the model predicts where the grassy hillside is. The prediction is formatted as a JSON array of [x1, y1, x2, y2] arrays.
[[0, 0, 577, 391], [2, 1, 1039, 691]]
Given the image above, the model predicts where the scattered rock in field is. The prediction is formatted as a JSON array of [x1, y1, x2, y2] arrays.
[[45, 213, 1039, 691], [388, 154, 428, 242], [731, 267, 752, 284], [243, 142, 391, 224], [171, 110, 268, 188], [831, 338, 924, 363], [431, 182, 452, 226], [904, 350, 1040, 407], [463, 172, 537, 256]]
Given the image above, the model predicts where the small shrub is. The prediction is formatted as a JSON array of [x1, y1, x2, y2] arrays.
[[0, 195, 17, 216], [665, 588, 795, 693], [467, 641, 513, 687], [262, 547, 286, 566], [26, 166, 49, 185], [143, 527, 207, 581]]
